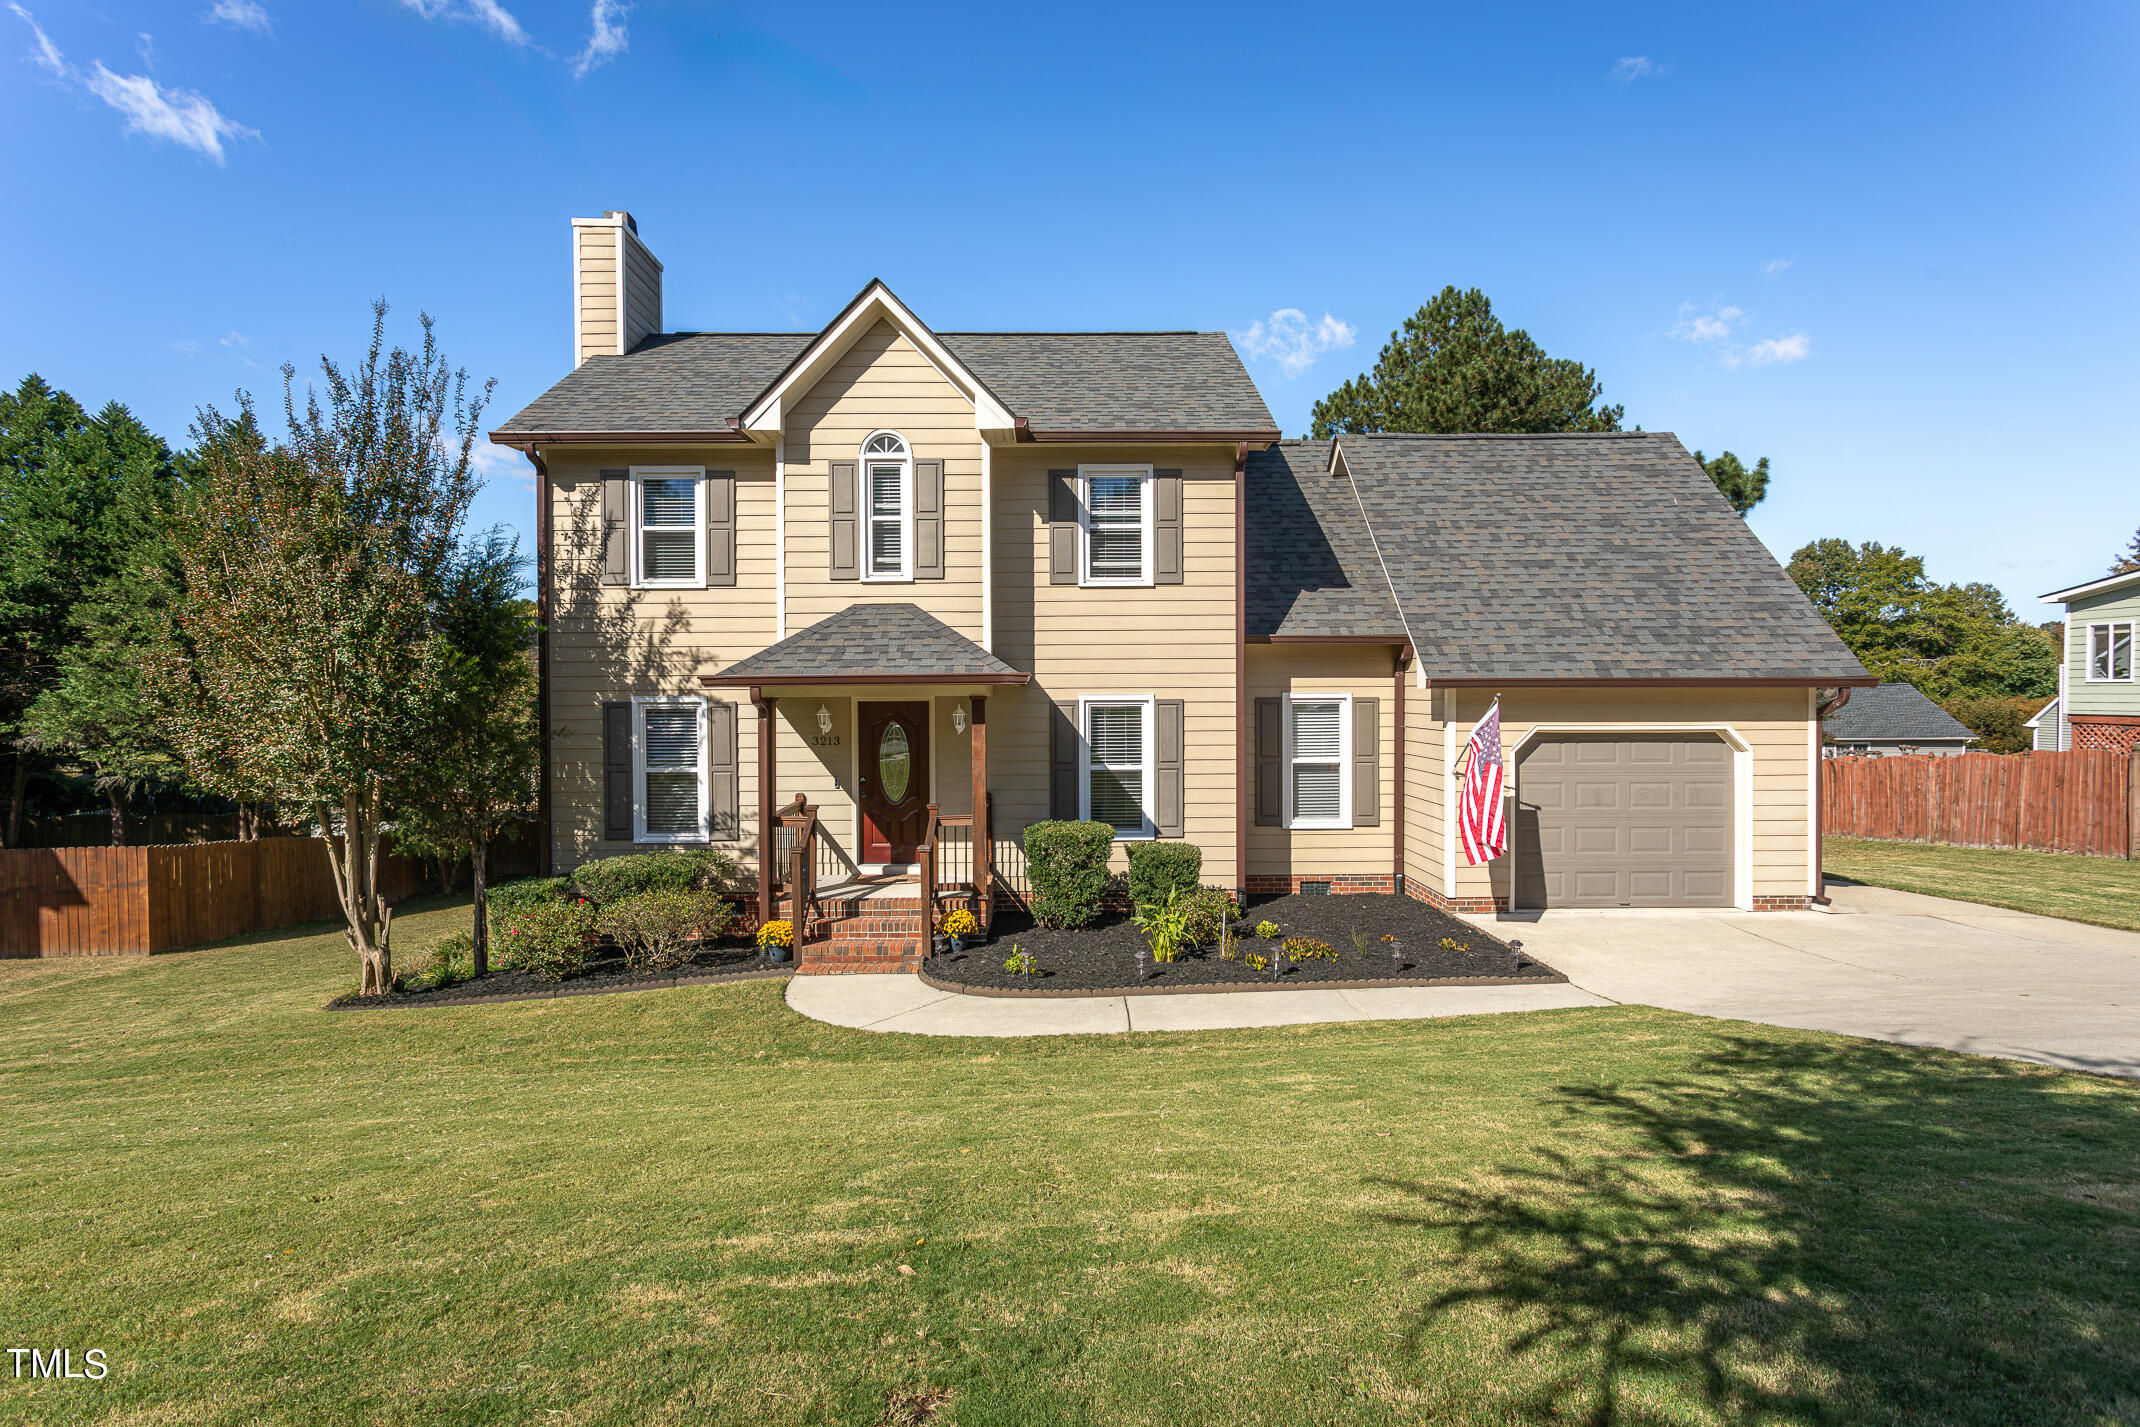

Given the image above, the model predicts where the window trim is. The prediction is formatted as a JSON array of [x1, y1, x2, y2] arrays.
[[1077, 463, 1155, 588], [2084, 620, 2136, 683], [629, 465, 706, 589], [859, 430, 913, 583], [1077, 694, 1157, 841], [632, 694, 710, 844], [1281, 692, 1354, 830]]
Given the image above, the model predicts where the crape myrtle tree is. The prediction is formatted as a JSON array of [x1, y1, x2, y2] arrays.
[[160, 302, 489, 995], [394, 532, 540, 978]]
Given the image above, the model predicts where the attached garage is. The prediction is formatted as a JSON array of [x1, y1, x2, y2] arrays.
[[1513, 734, 1734, 909]]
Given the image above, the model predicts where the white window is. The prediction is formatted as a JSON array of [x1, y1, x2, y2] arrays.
[[2087, 621, 2135, 682], [861, 431, 911, 581], [1079, 465, 1153, 586], [634, 698, 708, 843], [631, 467, 704, 588], [1283, 693, 1353, 829], [1079, 696, 1155, 839]]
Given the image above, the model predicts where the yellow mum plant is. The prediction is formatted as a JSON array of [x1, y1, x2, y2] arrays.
[[939, 908, 979, 939], [756, 918, 794, 951]]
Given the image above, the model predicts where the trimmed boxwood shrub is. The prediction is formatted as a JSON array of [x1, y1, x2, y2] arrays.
[[1179, 886, 1237, 947], [1022, 820, 1115, 929], [1127, 842, 1202, 909], [496, 899, 598, 980], [597, 888, 734, 971], [487, 877, 569, 916], [571, 849, 743, 906]]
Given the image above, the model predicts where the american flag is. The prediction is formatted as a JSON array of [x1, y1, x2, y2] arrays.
[[1458, 699, 1508, 865]]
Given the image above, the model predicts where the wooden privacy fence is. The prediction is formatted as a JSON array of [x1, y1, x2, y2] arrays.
[[0, 835, 537, 958], [1823, 750, 2138, 859]]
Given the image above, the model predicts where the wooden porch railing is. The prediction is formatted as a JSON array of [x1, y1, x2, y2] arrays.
[[915, 791, 993, 959]]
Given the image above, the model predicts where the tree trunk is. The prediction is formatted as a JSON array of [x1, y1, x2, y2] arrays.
[[107, 785, 128, 847], [323, 787, 393, 995], [3, 749, 26, 849], [471, 837, 490, 978], [238, 802, 258, 841]]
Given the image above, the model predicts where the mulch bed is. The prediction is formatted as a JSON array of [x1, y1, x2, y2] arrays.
[[924, 892, 1561, 995], [326, 940, 790, 1010]]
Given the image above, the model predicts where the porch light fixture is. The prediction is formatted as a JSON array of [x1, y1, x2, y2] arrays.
[[952, 703, 968, 736], [815, 704, 832, 736]]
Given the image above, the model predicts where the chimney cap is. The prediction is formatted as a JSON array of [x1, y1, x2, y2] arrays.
[[605, 210, 638, 234]]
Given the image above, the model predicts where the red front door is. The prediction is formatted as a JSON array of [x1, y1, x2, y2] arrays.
[[859, 701, 931, 864]]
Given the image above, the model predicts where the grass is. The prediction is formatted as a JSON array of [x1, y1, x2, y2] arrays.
[[1825, 836, 2140, 932], [3, 900, 2139, 1425]]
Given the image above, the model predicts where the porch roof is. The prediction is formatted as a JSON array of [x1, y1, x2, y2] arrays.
[[701, 603, 1029, 687]]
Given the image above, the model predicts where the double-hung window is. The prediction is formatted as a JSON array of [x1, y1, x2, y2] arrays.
[[635, 698, 708, 843], [1283, 693, 1352, 829], [2087, 621, 2135, 682], [632, 467, 704, 587], [861, 431, 911, 581], [1080, 696, 1154, 838], [1079, 465, 1153, 586]]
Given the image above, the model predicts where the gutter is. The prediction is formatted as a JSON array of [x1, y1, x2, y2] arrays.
[[1809, 685, 1855, 905]]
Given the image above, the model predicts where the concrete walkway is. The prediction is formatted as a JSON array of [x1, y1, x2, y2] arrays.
[[784, 883, 2140, 1077]]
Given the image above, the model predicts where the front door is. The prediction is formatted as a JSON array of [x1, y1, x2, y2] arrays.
[[859, 701, 931, 865]]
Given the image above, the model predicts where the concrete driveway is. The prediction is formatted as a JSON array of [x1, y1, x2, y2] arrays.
[[1489, 882, 2140, 1078]]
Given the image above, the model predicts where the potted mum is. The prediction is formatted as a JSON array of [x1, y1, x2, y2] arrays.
[[939, 907, 979, 953]]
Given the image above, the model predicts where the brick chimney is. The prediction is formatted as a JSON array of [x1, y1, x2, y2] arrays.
[[570, 210, 663, 365]]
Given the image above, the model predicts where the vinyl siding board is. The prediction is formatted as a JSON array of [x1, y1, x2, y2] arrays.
[[1246, 645, 1398, 878], [622, 234, 662, 352], [2065, 587, 2140, 717], [574, 226, 620, 365]]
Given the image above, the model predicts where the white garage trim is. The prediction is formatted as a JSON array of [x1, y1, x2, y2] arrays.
[[1507, 722, 1755, 912]]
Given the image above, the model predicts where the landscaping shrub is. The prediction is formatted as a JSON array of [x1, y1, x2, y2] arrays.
[[572, 849, 744, 906], [598, 888, 733, 971], [1022, 821, 1115, 929], [487, 877, 569, 916], [1126, 842, 1202, 908], [497, 899, 598, 981], [1132, 886, 1190, 963], [1179, 886, 1236, 947], [407, 931, 474, 991]]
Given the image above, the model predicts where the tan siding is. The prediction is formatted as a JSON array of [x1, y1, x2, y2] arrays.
[[784, 320, 986, 638], [992, 443, 1241, 884], [1402, 684, 1444, 890], [1416, 685, 1815, 906], [574, 226, 619, 365], [622, 232, 662, 353], [1246, 645, 1399, 878]]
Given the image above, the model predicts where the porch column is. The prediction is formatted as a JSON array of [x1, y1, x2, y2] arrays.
[[971, 696, 990, 929], [754, 688, 776, 928]]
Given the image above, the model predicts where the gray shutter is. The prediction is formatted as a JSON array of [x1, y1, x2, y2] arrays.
[[1254, 697, 1282, 826], [1048, 470, 1079, 585], [704, 471, 736, 587], [1353, 696, 1379, 828], [828, 460, 859, 580], [914, 459, 944, 579], [601, 471, 628, 586], [1155, 699, 1185, 838], [1153, 470, 1183, 585], [603, 701, 633, 841], [1050, 703, 1080, 819], [707, 701, 738, 838]]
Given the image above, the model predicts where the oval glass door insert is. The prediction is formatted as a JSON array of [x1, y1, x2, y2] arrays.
[[878, 722, 912, 803]]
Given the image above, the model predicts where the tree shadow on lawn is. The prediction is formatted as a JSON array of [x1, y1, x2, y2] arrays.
[[1375, 1033, 2140, 1426]]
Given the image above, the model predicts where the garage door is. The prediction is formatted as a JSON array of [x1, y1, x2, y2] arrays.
[[1513, 735, 1733, 909]]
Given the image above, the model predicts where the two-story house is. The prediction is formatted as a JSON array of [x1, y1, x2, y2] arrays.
[[491, 211, 1871, 969], [2033, 568, 2140, 752]]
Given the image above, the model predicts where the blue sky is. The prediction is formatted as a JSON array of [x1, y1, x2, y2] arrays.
[[5, 1, 2135, 615]]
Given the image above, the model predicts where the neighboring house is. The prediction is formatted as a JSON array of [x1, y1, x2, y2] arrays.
[[1820, 682, 1976, 757], [2038, 568, 2140, 753], [490, 210, 1871, 964], [2026, 694, 2066, 752]]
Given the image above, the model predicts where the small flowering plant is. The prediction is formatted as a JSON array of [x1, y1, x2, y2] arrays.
[[939, 908, 979, 940], [1282, 936, 1336, 963], [1003, 945, 1037, 978], [757, 918, 795, 952]]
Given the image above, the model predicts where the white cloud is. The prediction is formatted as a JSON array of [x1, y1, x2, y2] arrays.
[[135, 31, 155, 68], [468, 436, 537, 489], [206, 0, 272, 35], [1611, 55, 1660, 82], [400, 0, 530, 47], [85, 62, 257, 164], [170, 340, 201, 358], [1670, 303, 1743, 343], [219, 330, 250, 347], [1744, 332, 1811, 366], [12, 8, 257, 164], [1761, 257, 1793, 278], [1236, 308, 1357, 378], [572, 0, 628, 77]]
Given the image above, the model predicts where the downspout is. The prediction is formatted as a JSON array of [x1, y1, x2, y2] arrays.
[[523, 442, 555, 876], [1394, 643, 1411, 894], [1810, 685, 1853, 904], [1234, 440, 1249, 900]]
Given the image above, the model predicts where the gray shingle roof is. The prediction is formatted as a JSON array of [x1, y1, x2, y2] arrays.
[[1246, 440, 1407, 641], [705, 603, 1025, 684], [495, 330, 1276, 437], [1336, 432, 1871, 681], [1822, 682, 1975, 743]]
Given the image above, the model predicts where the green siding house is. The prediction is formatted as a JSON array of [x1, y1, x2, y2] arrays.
[[2037, 568, 2140, 753]]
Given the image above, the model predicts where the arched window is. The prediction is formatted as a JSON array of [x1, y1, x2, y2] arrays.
[[860, 431, 911, 580]]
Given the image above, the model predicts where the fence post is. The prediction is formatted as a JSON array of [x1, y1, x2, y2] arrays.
[[2129, 751, 2139, 860]]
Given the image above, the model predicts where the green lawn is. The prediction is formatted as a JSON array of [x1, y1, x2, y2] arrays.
[[1825, 836, 2140, 932], [4, 901, 2139, 1426]]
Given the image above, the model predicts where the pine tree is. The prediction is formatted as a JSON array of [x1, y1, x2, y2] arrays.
[[2115, 525, 2140, 575], [1692, 450, 1772, 517]]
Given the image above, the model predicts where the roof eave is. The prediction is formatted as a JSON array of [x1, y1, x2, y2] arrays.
[[1420, 673, 1882, 688], [1022, 428, 1281, 444], [488, 429, 753, 445], [699, 671, 1031, 688], [2040, 568, 2140, 603]]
